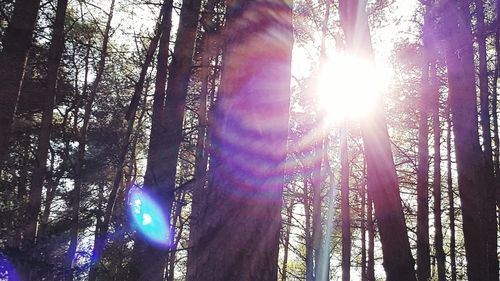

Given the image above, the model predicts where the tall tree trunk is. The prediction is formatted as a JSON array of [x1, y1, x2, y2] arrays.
[[311, 138, 323, 280], [0, 0, 41, 162], [339, 1, 416, 280], [440, 1, 498, 280], [360, 162, 367, 281], [446, 100, 457, 281], [129, 0, 201, 279], [24, 0, 68, 278], [475, 0, 493, 168], [87, 4, 167, 280], [416, 15, 430, 279], [367, 193, 375, 281], [185, 0, 221, 277], [281, 198, 294, 281], [304, 179, 314, 281], [430, 61, 446, 281], [187, 1, 293, 280], [63, 1, 115, 279], [340, 126, 351, 281]]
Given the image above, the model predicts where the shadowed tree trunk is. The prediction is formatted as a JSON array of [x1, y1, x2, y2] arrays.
[[339, 1, 416, 280], [127, 0, 173, 280], [186, 1, 293, 280], [0, 0, 41, 163], [367, 193, 375, 281], [440, 1, 498, 280], [130, 0, 202, 279], [416, 12, 431, 280], [24, 0, 68, 278], [340, 126, 351, 281], [446, 100, 457, 281]]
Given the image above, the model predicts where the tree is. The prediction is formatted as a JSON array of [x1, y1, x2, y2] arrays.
[[0, 0, 41, 162], [439, 0, 498, 279], [186, 0, 293, 280], [338, 0, 417, 280]]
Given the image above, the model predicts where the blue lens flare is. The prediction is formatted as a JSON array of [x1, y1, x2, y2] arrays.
[[0, 254, 20, 281], [127, 186, 169, 247]]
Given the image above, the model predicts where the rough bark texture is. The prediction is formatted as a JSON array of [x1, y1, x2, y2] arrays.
[[0, 0, 41, 163], [440, 1, 498, 280], [339, 1, 417, 280], [187, 1, 293, 280]]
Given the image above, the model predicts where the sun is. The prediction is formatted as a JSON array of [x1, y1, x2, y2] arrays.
[[315, 53, 393, 124]]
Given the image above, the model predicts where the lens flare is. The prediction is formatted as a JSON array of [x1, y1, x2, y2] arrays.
[[127, 186, 170, 247], [0, 255, 20, 281]]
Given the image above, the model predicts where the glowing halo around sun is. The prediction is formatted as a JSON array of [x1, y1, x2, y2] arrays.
[[316, 53, 393, 123]]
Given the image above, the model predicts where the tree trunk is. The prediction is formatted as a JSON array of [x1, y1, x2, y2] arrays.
[[63, 1, 115, 279], [361, 161, 367, 281], [430, 61, 446, 281], [339, 1, 416, 280], [0, 0, 41, 162], [417, 12, 431, 280], [440, 1, 498, 280], [23, 0, 68, 278], [304, 179, 314, 281], [446, 100, 457, 281], [129, 0, 201, 279], [340, 126, 351, 281], [281, 199, 294, 281], [185, 0, 221, 277], [367, 193, 375, 281], [186, 1, 293, 280], [475, 0, 493, 168]]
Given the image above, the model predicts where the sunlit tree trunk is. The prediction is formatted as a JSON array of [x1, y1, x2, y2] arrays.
[[187, 1, 293, 279], [440, 1, 498, 279], [339, 1, 416, 280], [0, 0, 41, 163]]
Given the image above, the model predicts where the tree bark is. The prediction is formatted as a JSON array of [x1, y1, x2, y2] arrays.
[[0, 0, 41, 162], [186, 1, 293, 280], [440, 1, 498, 280], [339, 1, 417, 280]]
